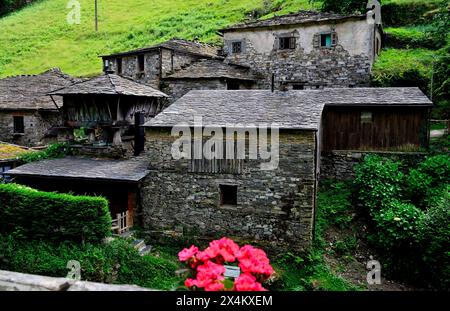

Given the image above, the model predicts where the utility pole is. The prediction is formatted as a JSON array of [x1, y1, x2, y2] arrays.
[[95, 0, 98, 32]]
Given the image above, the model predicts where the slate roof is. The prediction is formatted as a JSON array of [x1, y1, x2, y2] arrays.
[[0, 68, 80, 111], [144, 88, 432, 130], [101, 39, 219, 59], [163, 59, 257, 81], [6, 156, 150, 182], [48, 74, 168, 98], [220, 10, 366, 32]]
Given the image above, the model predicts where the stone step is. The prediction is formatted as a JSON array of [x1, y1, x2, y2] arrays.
[[139, 245, 153, 256], [132, 239, 145, 251]]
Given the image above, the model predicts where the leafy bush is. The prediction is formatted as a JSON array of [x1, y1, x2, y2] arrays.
[[354, 155, 404, 214], [0, 183, 111, 243], [0, 235, 180, 289], [19, 142, 73, 163], [355, 154, 449, 288], [418, 191, 450, 288], [406, 154, 450, 208], [371, 200, 423, 250]]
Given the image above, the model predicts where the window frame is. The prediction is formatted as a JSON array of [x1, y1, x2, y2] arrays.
[[116, 57, 123, 75], [219, 184, 238, 207], [278, 36, 296, 50], [137, 54, 145, 73], [13, 115, 25, 134], [231, 41, 243, 54]]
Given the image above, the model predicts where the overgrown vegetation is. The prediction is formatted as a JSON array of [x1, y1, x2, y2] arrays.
[[271, 180, 359, 291], [19, 142, 73, 163], [0, 183, 111, 243], [354, 154, 450, 288], [0, 235, 181, 289]]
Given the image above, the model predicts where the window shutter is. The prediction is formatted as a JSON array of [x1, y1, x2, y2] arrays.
[[313, 34, 320, 48], [289, 37, 296, 49], [331, 32, 338, 46]]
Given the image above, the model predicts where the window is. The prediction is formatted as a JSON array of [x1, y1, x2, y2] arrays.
[[137, 54, 145, 72], [319, 32, 337, 48], [116, 58, 122, 75], [361, 111, 373, 124], [232, 41, 242, 54], [320, 33, 332, 47], [227, 81, 240, 90], [13, 116, 24, 134], [279, 37, 296, 50], [220, 185, 237, 206], [292, 84, 304, 90]]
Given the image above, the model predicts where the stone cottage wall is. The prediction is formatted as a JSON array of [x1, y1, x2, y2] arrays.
[[223, 19, 375, 89], [320, 150, 428, 180], [140, 128, 318, 251], [0, 110, 61, 146], [161, 79, 226, 103], [107, 49, 209, 90]]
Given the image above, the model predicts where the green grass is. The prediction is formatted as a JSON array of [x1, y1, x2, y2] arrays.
[[0, 0, 315, 78]]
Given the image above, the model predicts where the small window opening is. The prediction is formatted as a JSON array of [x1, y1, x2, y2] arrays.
[[320, 33, 332, 47], [137, 54, 145, 72], [227, 81, 240, 90], [292, 84, 304, 90], [232, 41, 242, 54], [13, 116, 24, 134], [220, 185, 237, 206], [117, 58, 122, 75], [361, 111, 373, 124], [279, 37, 296, 50]]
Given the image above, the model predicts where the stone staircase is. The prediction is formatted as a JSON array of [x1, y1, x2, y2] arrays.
[[115, 231, 152, 256], [132, 238, 153, 256]]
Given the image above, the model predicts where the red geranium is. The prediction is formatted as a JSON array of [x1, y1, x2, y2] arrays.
[[178, 237, 274, 291]]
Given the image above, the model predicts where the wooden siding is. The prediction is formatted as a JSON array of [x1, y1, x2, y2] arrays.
[[322, 107, 429, 151]]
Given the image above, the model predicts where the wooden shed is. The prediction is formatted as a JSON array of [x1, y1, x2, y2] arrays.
[[320, 87, 432, 152]]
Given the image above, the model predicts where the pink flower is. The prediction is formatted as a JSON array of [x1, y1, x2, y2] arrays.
[[178, 245, 199, 262], [196, 237, 240, 263], [205, 282, 225, 291], [185, 278, 197, 288], [236, 245, 273, 277], [234, 273, 267, 291]]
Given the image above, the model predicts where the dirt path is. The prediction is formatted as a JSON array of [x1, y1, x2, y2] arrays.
[[322, 221, 419, 291]]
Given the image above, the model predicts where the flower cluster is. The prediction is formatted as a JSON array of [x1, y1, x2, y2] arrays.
[[178, 237, 274, 291]]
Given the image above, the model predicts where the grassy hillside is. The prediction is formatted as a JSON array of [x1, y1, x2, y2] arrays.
[[0, 0, 317, 78]]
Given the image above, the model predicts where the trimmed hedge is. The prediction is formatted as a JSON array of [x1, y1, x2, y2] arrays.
[[0, 235, 181, 290], [0, 184, 111, 243]]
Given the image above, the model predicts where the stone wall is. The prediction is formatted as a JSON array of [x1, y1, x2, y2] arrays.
[[223, 19, 376, 89], [139, 128, 318, 251], [106, 49, 207, 90], [320, 150, 428, 180], [0, 270, 152, 291], [0, 110, 61, 147], [161, 79, 227, 103]]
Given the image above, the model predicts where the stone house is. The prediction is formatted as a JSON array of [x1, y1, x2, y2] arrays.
[[101, 10, 382, 102], [0, 68, 79, 146], [140, 87, 431, 250], [101, 39, 259, 103], [220, 11, 383, 90]]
